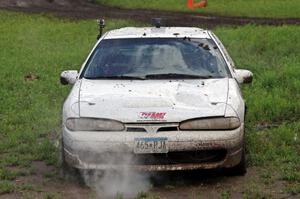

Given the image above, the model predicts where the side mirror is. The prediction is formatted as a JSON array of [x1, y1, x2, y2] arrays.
[[60, 70, 78, 85], [234, 69, 253, 84]]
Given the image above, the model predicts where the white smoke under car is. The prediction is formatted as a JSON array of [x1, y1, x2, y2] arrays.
[[60, 26, 253, 175]]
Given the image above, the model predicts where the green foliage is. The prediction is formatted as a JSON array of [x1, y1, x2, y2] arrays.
[[96, 0, 300, 18]]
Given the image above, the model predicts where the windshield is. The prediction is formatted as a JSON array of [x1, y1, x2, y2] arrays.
[[82, 38, 230, 79]]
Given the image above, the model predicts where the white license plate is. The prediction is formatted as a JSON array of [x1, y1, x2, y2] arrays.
[[134, 137, 168, 154]]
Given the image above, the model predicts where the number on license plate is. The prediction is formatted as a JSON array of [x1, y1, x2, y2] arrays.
[[134, 137, 168, 154]]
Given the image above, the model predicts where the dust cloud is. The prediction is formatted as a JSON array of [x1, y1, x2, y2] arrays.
[[80, 153, 152, 199]]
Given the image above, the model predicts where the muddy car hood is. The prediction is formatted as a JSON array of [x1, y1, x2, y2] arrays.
[[79, 78, 229, 123]]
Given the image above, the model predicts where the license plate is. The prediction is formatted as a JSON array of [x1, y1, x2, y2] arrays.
[[134, 137, 168, 154]]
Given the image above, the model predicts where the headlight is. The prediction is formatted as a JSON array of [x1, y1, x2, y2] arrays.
[[179, 117, 240, 130], [66, 118, 125, 131]]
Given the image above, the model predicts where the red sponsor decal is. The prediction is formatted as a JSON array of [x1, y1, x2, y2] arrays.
[[139, 112, 167, 120], [187, 0, 207, 9]]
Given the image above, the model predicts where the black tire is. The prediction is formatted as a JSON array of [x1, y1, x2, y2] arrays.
[[224, 145, 247, 176], [60, 138, 82, 182]]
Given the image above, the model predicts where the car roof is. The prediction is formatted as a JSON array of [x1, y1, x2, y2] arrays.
[[103, 27, 211, 39]]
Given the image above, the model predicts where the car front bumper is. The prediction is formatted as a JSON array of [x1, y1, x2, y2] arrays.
[[62, 124, 244, 171]]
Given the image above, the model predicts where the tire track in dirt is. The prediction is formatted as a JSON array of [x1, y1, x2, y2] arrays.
[[1, 0, 300, 27]]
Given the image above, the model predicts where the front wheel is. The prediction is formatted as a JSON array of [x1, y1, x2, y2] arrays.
[[224, 145, 247, 176], [60, 138, 82, 182]]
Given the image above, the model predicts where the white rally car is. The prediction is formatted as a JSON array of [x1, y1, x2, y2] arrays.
[[60, 25, 253, 175]]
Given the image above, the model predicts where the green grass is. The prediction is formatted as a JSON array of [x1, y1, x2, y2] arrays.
[[0, 181, 36, 195], [214, 25, 300, 125], [0, 10, 299, 198], [248, 122, 300, 181], [215, 25, 300, 186], [96, 0, 300, 18], [0, 10, 142, 185], [0, 181, 15, 194]]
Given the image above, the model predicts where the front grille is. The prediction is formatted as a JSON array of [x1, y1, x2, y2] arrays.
[[157, 126, 178, 132], [125, 123, 179, 133], [126, 127, 146, 132], [79, 150, 227, 166], [134, 150, 227, 165]]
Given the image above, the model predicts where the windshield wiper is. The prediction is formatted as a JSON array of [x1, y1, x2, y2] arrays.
[[84, 75, 145, 80], [145, 73, 215, 79]]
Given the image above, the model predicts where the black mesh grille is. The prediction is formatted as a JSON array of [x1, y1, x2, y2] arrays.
[[126, 127, 147, 132], [157, 127, 178, 132], [134, 150, 227, 165], [79, 150, 227, 165]]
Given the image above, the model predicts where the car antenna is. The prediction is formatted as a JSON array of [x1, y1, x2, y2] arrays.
[[97, 18, 105, 40]]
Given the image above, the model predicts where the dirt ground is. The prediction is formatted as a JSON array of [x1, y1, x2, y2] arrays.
[[0, 161, 294, 199], [0, 0, 300, 27]]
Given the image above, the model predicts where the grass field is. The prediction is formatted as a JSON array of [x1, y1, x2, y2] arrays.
[[0, 11, 142, 196], [0, 11, 299, 198], [96, 0, 300, 18]]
